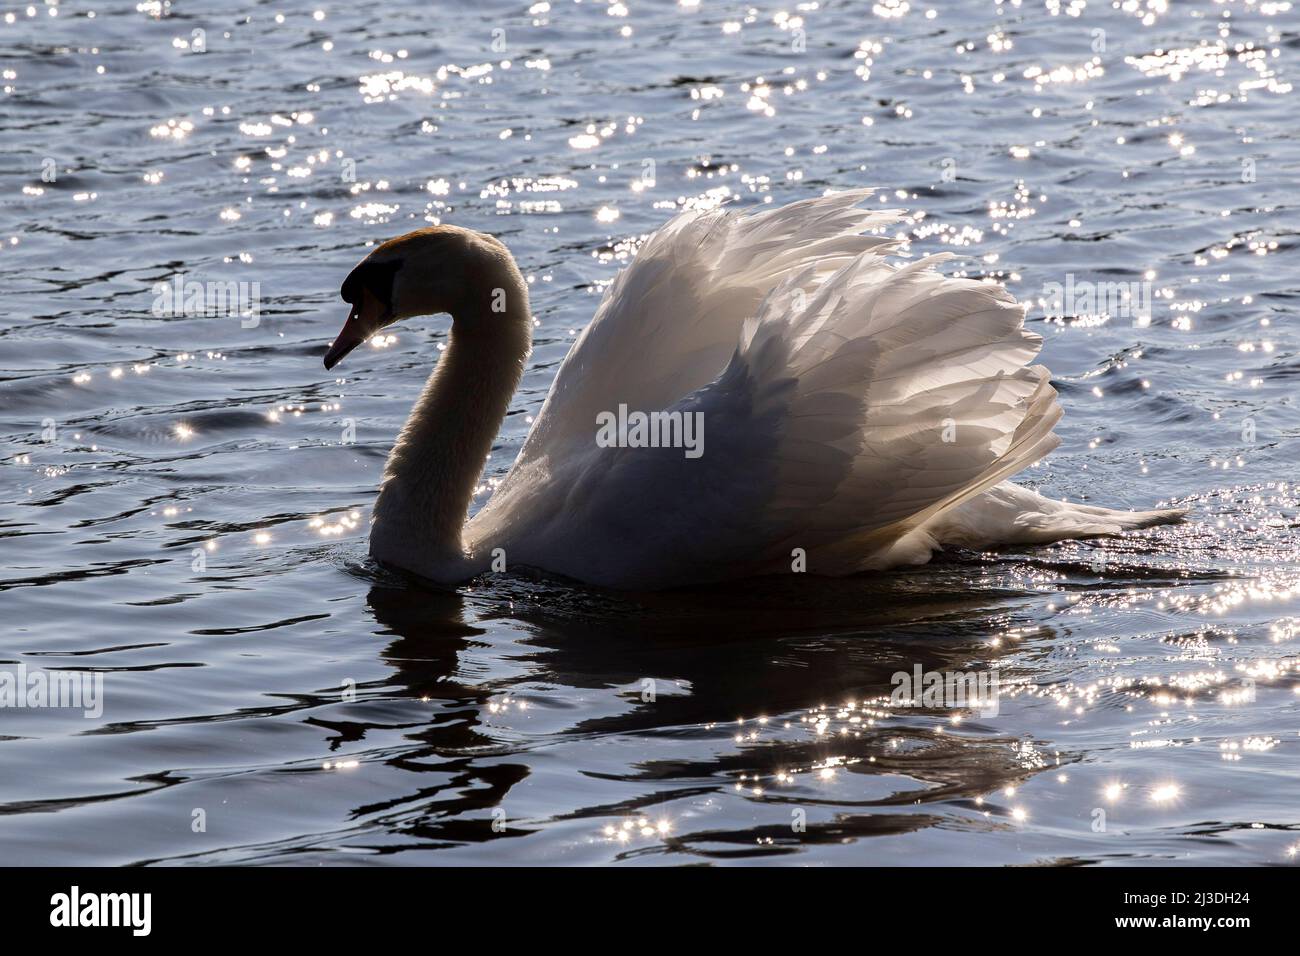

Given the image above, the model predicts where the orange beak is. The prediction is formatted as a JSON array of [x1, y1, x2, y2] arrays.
[[324, 305, 367, 370]]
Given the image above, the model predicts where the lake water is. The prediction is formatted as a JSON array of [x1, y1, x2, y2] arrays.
[[1, 0, 1297, 865]]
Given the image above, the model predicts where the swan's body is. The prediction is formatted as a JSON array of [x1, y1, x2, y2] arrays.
[[326, 189, 1184, 588]]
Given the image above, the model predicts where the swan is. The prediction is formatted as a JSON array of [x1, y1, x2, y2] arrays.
[[324, 188, 1185, 589]]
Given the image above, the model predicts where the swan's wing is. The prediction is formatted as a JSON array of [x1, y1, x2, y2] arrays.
[[512, 188, 902, 464], [731, 251, 1061, 570], [472, 240, 1062, 586]]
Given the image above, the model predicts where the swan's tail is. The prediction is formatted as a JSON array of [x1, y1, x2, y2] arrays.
[[858, 482, 1187, 568], [922, 481, 1187, 552]]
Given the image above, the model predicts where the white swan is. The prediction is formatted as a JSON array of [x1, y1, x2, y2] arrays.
[[324, 189, 1184, 588]]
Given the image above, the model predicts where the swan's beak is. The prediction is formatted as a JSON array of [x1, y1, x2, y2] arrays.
[[324, 307, 366, 370]]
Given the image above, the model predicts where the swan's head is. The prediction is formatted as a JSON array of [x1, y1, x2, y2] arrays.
[[324, 225, 513, 369]]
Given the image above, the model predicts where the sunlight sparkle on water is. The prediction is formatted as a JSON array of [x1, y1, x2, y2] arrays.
[[1150, 784, 1182, 804]]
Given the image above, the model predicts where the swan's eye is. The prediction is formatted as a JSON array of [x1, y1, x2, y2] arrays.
[[341, 258, 403, 311]]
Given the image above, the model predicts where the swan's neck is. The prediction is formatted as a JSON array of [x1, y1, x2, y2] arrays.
[[371, 267, 530, 579]]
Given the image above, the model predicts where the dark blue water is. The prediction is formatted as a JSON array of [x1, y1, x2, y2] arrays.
[[1, 0, 1297, 865]]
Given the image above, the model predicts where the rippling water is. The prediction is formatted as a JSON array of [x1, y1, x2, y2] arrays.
[[2, 0, 1298, 865]]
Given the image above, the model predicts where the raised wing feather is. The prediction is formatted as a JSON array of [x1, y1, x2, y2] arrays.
[[469, 191, 1065, 586], [512, 188, 901, 464]]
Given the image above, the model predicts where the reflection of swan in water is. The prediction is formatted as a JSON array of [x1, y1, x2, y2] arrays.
[[355, 585, 532, 841], [326, 189, 1184, 588], [360, 571, 1070, 857]]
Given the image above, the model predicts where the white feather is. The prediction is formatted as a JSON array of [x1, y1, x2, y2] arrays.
[[447, 189, 1185, 587]]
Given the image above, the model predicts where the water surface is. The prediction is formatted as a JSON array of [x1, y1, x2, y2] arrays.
[[1, 0, 1298, 865]]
